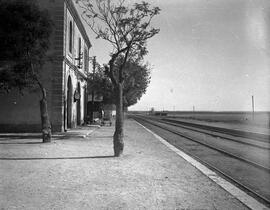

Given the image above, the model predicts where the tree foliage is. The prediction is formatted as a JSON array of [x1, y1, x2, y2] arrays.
[[0, 0, 53, 92], [120, 57, 151, 107], [88, 57, 151, 107], [77, 0, 160, 84]]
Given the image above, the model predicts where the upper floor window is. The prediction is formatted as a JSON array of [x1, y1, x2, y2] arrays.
[[84, 47, 89, 72], [77, 38, 82, 68], [78, 38, 81, 57], [69, 21, 73, 53]]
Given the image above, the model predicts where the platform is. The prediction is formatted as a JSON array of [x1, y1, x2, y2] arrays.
[[0, 119, 265, 209]]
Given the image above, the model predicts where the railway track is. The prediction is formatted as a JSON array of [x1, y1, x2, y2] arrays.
[[162, 118, 270, 142], [131, 115, 270, 207], [161, 118, 270, 150]]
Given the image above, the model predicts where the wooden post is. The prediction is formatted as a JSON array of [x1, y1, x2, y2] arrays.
[[252, 95, 255, 121]]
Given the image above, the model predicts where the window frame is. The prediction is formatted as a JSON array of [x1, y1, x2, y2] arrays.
[[69, 21, 73, 54]]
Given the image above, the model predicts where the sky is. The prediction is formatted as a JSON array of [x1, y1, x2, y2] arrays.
[[77, 0, 270, 112]]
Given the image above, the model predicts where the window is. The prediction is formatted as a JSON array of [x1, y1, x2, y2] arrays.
[[78, 38, 81, 57], [77, 38, 82, 68], [84, 47, 89, 72], [69, 21, 73, 53]]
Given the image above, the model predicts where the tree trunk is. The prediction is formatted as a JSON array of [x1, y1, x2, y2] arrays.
[[113, 83, 124, 157], [39, 88, 52, 143]]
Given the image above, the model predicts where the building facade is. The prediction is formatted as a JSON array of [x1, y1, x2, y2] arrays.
[[0, 0, 91, 132]]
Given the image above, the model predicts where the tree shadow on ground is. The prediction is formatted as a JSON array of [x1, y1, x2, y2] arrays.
[[0, 142, 43, 144], [0, 155, 115, 160], [0, 136, 41, 140], [90, 136, 113, 138]]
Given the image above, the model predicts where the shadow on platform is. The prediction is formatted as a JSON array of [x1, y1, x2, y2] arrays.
[[0, 155, 115, 160]]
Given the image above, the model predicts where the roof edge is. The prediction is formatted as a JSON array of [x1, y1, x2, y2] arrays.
[[66, 0, 92, 48]]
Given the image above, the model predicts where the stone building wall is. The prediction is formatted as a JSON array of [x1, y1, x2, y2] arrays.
[[63, 0, 90, 130], [0, 0, 91, 132]]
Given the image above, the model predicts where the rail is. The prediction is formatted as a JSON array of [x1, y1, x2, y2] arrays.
[[131, 115, 270, 206]]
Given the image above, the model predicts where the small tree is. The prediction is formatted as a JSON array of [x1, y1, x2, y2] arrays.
[[88, 57, 151, 107], [0, 0, 53, 142], [78, 0, 160, 156]]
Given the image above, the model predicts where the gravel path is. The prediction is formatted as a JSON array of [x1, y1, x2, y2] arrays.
[[0, 119, 248, 210]]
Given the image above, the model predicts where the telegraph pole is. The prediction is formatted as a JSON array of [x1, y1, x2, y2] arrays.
[[252, 95, 255, 121], [91, 56, 96, 124]]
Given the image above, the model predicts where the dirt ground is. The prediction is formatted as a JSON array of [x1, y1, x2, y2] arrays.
[[0, 120, 248, 210]]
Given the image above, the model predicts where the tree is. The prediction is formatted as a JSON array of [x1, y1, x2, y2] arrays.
[[88, 57, 151, 107], [121, 59, 151, 107], [87, 62, 112, 104], [0, 0, 53, 142], [77, 0, 160, 156]]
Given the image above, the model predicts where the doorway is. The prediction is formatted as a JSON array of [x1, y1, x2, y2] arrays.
[[67, 76, 73, 128], [76, 82, 81, 126]]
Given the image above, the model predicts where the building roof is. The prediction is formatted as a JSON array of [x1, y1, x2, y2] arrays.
[[66, 0, 92, 48]]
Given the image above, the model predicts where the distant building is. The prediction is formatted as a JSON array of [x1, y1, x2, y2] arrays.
[[0, 0, 92, 132]]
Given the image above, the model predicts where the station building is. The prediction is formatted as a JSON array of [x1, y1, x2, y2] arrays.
[[0, 0, 92, 132]]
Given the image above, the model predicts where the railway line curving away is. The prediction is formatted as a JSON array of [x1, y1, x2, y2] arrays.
[[130, 114, 270, 207]]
